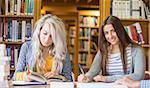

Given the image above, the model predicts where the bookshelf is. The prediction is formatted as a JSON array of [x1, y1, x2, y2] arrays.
[[100, 0, 150, 71], [120, 19, 150, 71], [0, 0, 41, 76], [78, 10, 99, 71], [58, 13, 78, 80]]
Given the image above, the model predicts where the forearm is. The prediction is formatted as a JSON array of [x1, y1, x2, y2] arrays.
[[105, 72, 144, 83], [85, 51, 101, 81]]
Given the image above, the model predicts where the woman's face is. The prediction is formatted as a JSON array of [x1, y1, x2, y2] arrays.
[[103, 24, 119, 45], [40, 22, 53, 47]]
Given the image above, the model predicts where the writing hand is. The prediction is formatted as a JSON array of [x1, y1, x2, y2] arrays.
[[78, 74, 89, 83], [22, 71, 31, 82], [93, 75, 106, 82]]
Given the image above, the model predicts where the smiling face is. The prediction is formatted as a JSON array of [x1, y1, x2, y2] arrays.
[[103, 24, 119, 45], [40, 22, 53, 47]]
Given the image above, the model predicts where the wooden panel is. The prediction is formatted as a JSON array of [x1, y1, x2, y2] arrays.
[[99, 0, 110, 25]]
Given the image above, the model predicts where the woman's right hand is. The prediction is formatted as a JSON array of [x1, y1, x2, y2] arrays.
[[78, 74, 90, 83], [22, 72, 31, 82]]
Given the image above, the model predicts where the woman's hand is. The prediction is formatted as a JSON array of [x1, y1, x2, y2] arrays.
[[93, 75, 106, 82], [44, 71, 58, 78], [78, 74, 90, 83], [115, 77, 140, 88], [22, 72, 31, 82]]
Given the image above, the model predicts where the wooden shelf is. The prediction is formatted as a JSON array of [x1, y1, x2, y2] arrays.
[[78, 10, 100, 73], [0, 42, 23, 45], [120, 18, 150, 22], [80, 26, 99, 28], [0, 15, 34, 18], [142, 44, 150, 48]]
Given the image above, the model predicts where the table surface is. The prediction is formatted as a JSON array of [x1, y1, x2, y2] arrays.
[[14, 85, 50, 88], [12, 82, 128, 88]]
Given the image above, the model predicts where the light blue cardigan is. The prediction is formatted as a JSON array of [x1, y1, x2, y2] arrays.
[[85, 45, 146, 82], [13, 41, 73, 81]]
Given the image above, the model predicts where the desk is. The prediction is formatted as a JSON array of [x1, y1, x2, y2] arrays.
[[13, 82, 128, 88], [14, 85, 50, 88]]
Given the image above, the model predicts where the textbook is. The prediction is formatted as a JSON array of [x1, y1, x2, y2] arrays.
[[29, 71, 67, 84]]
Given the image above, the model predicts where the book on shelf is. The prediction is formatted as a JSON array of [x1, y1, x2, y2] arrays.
[[112, 0, 147, 19], [124, 22, 144, 44], [6, 47, 19, 68], [0, 19, 3, 42], [29, 71, 67, 84], [3, 20, 32, 42], [0, 44, 12, 87], [80, 16, 98, 27], [5, 0, 34, 15]]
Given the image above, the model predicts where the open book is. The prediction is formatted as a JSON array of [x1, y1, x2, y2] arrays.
[[29, 71, 67, 84]]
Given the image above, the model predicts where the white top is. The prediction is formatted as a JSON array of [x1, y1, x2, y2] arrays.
[[107, 47, 132, 75]]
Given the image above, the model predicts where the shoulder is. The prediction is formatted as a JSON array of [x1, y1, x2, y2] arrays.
[[21, 41, 32, 51], [131, 45, 144, 52], [22, 41, 32, 48], [130, 44, 144, 56]]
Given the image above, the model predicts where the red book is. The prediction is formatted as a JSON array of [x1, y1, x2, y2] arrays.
[[129, 25, 138, 43]]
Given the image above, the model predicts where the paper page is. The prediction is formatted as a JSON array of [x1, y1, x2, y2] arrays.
[[13, 81, 45, 86], [76, 82, 128, 88], [50, 82, 74, 88]]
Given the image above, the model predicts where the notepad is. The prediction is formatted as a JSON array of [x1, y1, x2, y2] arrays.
[[76, 82, 128, 88], [50, 82, 74, 88], [13, 81, 45, 86]]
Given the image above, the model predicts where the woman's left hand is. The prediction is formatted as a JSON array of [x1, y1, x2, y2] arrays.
[[44, 71, 58, 78], [93, 75, 106, 82]]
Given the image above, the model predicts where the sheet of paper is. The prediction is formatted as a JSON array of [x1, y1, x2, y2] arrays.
[[13, 81, 45, 86], [50, 82, 74, 88], [76, 82, 128, 88]]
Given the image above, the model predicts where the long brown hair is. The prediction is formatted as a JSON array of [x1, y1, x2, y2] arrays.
[[99, 16, 135, 75]]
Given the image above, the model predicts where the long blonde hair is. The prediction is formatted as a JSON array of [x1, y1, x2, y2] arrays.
[[31, 14, 67, 74]]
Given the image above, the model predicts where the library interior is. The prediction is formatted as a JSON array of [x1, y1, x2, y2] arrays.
[[0, 0, 150, 87]]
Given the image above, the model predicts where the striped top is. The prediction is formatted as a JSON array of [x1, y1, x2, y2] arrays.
[[106, 47, 132, 76]]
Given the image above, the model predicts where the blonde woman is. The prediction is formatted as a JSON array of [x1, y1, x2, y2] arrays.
[[13, 14, 72, 81]]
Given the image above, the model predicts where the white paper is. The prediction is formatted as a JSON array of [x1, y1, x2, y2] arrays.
[[76, 82, 128, 88], [50, 82, 74, 88], [13, 81, 45, 86]]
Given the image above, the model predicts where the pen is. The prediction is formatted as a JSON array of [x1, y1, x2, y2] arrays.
[[78, 64, 85, 75], [26, 64, 30, 75]]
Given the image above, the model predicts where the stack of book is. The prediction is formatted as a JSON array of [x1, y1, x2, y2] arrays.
[[0, 44, 12, 87]]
